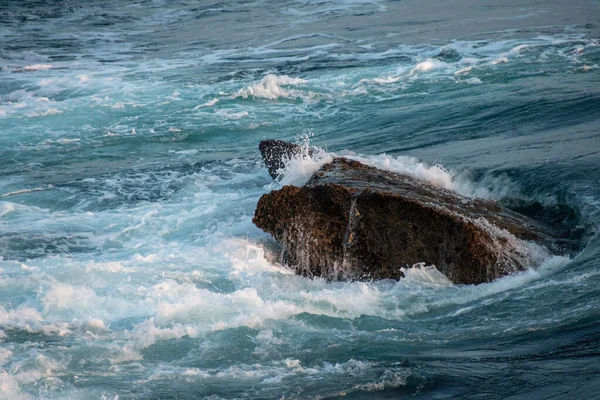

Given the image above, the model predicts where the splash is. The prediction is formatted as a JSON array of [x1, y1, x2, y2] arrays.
[[275, 141, 524, 200]]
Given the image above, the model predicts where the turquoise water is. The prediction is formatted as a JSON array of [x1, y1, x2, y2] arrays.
[[1, 1, 600, 398]]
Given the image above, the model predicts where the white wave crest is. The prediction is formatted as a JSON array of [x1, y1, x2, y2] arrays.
[[409, 59, 443, 75], [193, 98, 219, 109], [276, 144, 520, 199], [234, 74, 307, 100], [23, 64, 52, 71], [1, 187, 45, 198]]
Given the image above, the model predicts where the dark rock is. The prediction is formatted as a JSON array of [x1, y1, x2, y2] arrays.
[[254, 143, 566, 284], [259, 139, 313, 180]]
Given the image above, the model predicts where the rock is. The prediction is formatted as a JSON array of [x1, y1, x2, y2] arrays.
[[253, 141, 563, 284], [259, 139, 314, 180]]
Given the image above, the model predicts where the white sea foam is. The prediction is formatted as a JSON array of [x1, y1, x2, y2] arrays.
[[401, 264, 453, 286], [0, 201, 47, 218], [229, 241, 294, 277], [491, 57, 509, 65], [193, 98, 219, 109], [277, 144, 519, 200], [23, 64, 52, 71], [454, 66, 473, 75], [339, 151, 456, 190], [464, 77, 482, 84], [41, 283, 146, 323], [234, 74, 307, 100], [0, 306, 43, 328], [0, 305, 70, 337], [410, 59, 441, 74], [508, 44, 529, 55], [26, 108, 63, 117], [277, 147, 333, 186], [85, 261, 131, 274], [354, 369, 409, 391], [1, 187, 45, 198], [216, 110, 249, 119], [0, 348, 12, 367], [280, 145, 455, 190], [86, 318, 108, 331], [58, 138, 80, 144], [575, 64, 597, 72], [357, 75, 402, 85], [0, 372, 31, 400]]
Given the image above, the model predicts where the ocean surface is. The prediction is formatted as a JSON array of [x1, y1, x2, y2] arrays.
[[1, 1, 600, 399]]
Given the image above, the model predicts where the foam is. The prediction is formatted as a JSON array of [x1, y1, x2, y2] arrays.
[[139, 358, 378, 386], [216, 110, 249, 119], [132, 253, 158, 263], [508, 44, 530, 55], [491, 57, 509, 65], [86, 318, 108, 331], [193, 98, 219, 109], [41, 283, 146, 323], [354, 369, 409, 392], [0, 306, 44, 328], [0, 348, 12, 366], [229, 241, 295, 277], [299, 283, 383, 319], [23, 64, 52, 71], [278, 144, 519, 200], [277, 146, 333, 186], [410, 59, 442, 74], [26, 108, 63, 117], [454, 66, 473, 75], [337, 151, 456, 190], [0, 304, 70, 337], [85, 261, 131, 273], [0, 372, 31, 400], [234, 74, 307, 100], [357, 75, 402, 85], [401, 263, 453, 286], [464, 77, 482, 84], [56, 138, 80, 144], [575, 64, 597, 72], [403, 255, 571, 318], [1, 187, 45, 198]]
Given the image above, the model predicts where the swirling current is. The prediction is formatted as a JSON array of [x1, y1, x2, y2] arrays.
[[1, 1, 599, 399]]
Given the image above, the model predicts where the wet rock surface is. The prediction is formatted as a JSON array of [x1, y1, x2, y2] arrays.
[[253, 141, 572, 284], [259, 139, 313, 180]]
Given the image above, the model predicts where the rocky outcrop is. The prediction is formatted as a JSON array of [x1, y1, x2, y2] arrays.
[[259, 139, 313, 180], [253, 141, 561, 284]]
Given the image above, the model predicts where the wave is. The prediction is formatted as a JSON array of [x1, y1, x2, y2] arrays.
[[233, 74, 308, 100], [275, 141, 518, 200], [23, 64, 52, 71], [193, 98, 219, 109], [1, 187, 46, 198]]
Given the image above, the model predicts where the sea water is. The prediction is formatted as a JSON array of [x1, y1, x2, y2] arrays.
[[1, 1, 599, 398]]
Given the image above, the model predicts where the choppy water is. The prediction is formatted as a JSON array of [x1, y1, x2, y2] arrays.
[[1, 1, 600, 399]]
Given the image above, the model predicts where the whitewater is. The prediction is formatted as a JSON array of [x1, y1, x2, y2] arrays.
[[1, 0, 599, 399]]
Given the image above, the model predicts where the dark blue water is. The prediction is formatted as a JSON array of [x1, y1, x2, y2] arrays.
[[1, 1, 599, 399]]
